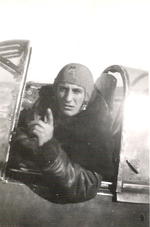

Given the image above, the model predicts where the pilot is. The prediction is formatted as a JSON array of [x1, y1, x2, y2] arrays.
[[11, 63, 114, 204]]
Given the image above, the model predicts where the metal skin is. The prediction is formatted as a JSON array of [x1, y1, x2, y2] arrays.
[[97, 66, 149, 204], [0, 40, 149, 226], [115, 67, 149, 204]]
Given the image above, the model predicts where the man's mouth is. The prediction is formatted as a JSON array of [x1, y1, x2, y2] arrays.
[[63, 104, 74, 110]]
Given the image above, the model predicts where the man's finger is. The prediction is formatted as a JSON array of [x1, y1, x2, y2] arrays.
[[32, 129, 41, 139], [28, 120, 46, 128], [46, 108, 53, 125], [33, 125, 43, 133]]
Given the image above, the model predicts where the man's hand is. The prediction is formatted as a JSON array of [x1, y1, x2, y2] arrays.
[[28, 108, 54, 146]]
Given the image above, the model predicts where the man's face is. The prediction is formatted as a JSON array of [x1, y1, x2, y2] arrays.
[[56, 83, 85, 116]]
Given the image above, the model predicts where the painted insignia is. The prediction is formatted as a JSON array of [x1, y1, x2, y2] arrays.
[[68, 66, 76, 74]]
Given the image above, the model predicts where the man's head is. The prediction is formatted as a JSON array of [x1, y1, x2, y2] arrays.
[[54, 63, 94, 116]]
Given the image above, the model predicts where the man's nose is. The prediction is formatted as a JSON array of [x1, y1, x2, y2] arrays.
[[65, 90, 73, 102]]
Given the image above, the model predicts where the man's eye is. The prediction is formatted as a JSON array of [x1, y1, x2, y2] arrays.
[[59, 87, 66, 92], [73, 89, 83, 94]]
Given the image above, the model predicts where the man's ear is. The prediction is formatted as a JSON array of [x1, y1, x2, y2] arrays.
[[80, 101, 88, 111]]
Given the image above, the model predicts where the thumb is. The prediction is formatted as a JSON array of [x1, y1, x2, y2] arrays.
[[45, 108, 53, 125]]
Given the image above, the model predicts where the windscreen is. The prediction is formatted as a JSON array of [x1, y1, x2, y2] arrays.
[[0, 40, 31, 180]]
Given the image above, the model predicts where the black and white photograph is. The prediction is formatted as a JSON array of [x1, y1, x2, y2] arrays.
[[0, 0, 149, 226]]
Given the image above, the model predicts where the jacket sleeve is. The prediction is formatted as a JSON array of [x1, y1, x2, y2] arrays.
[[33, 138, 103, 204]]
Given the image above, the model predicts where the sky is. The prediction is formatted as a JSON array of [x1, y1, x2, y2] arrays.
[[0, 0, 149, 83]]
